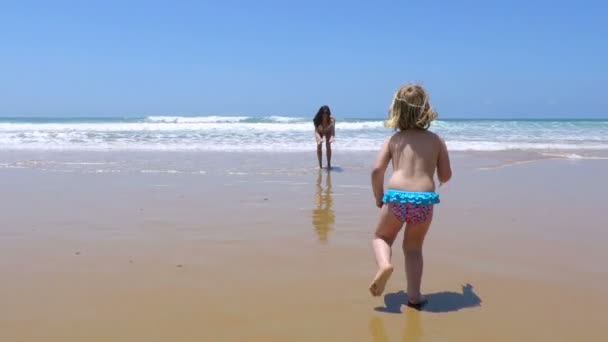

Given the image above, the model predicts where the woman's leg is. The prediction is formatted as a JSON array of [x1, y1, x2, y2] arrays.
[[325, 136, 332, 169], [370, 204, 404, 296], [317, 142, 323, 169]]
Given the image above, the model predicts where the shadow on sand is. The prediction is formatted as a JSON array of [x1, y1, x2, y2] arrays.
[[375, 284, 482, 314], [324, 166, 344, 173]]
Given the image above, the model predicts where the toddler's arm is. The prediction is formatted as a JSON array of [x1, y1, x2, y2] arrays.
[[437, 137, 452, 185], [371, 139, 391, 207]]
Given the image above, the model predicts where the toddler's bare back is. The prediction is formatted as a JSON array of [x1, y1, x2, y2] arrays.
[[387, 129, 442, 192]]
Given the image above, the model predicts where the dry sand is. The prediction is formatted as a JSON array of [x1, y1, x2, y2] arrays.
[[1, 151, 607, 341]]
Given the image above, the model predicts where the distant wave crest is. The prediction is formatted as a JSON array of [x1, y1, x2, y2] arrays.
[[145, 116, 249, 123]]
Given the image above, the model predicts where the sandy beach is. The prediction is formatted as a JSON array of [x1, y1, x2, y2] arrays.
[[1, 151, 607, 341], [2, 0, 606, 339]]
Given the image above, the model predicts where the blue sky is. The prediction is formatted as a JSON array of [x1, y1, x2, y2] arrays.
[[1, 0, 606, 118]]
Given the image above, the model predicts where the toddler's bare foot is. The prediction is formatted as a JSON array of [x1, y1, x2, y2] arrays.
[[407, 295, 427, 309], [369, 265, 393, 297]]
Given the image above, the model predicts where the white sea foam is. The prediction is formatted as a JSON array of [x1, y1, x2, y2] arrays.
[[266, 116, 306, 122], [0, 120, 384, 132], [447, 141, 608, 151], [0, 117, 607, 152], [539, 152, 608, 160], [141, 169, 182, 174], [145, 116, 249, 123], [62, 162, 114, 165]]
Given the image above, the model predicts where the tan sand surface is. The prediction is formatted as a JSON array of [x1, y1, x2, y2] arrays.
[[1, 152, 606, 341]]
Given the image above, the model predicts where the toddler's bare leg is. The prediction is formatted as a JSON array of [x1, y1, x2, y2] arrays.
[[370, 205, 403, 296], [403, 215, 433, 304]]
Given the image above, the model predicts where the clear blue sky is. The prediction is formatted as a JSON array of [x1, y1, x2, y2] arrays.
[[1, 0, 606, 118]]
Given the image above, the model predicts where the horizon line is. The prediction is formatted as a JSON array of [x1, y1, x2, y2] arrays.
[[0, 115, 607, 121]]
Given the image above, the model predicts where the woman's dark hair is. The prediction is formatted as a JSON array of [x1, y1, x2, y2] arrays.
[[313, 105, 331, 127]]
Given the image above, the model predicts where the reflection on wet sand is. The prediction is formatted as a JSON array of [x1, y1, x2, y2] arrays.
[[404, 309, 424, 342], [368, 316, 389, 342], [312, 170, 335, 242], [369, 309, 423, 342]]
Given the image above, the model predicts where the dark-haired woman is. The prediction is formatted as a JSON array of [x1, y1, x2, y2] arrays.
[[313, 105, 335, 169]]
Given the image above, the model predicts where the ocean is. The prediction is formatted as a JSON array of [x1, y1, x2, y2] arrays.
[[1, 116, 607, 153]]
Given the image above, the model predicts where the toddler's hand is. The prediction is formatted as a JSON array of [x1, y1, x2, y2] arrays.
[[376, 199, 383, 208]]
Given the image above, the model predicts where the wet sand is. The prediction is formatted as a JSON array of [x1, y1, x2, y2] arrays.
[[1, 151, 607, 341]]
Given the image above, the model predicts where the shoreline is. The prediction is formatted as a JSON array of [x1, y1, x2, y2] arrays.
[[1, 149, 608, 172]]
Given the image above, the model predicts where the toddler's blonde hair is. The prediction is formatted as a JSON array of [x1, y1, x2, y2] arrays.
[[385, 84, 437, 130]]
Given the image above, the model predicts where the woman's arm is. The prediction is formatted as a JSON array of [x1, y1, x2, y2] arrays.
[[314, 127, 322, 145], [371, 139, 392, 207], [330, 118, 336, 142]]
